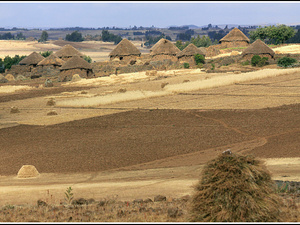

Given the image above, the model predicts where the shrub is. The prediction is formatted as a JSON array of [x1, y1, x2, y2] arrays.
[[83, 55, 92, 63], [277, 57, 297, 68], [194, 54, 205, 65], [241, 60, 250, 66], [40, 51, 53, 58], [251, 55, 261, 66], [189, 153, 284, 222], [183, 62, 190, 69], [197, 63, 204, 69], [211, 63, 215, 70], [257, 57, 269, 67]]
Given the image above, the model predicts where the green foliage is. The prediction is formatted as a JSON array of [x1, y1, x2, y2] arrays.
[[0, 32, 14, 40], [211, 63, 215, 70], [194, 54, 205, 65], [183, 62, 190, 69], [175, 40, 189, 51], [83, 55, 92, 63], [0, 55, 26, 72], [65, 31, 84, 42], [249, 25, 296, 44], [241, 60, 250, 66], [144, 34, 165, 47], [277, 57, 297, 68], [190, 35, 213, 47], [197, 63, 204, 69], [251, 55, 262, 66], [38, 31, 48, 43], [64, 187, 74, 205], [257, 57, 269, 67], [101, 30, 122, 45], [16, 32, 26, 40], [39, 51, 53, 58]]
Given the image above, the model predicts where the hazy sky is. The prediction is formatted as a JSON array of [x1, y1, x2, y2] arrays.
[[1, 1, 300, 28]]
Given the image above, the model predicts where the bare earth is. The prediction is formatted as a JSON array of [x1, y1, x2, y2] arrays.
[[0, 41, 300, 206]]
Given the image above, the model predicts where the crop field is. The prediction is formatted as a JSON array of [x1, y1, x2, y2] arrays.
[[0, 40, 299, 222]]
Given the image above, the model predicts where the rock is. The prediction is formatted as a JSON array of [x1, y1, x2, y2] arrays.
[[223, 149, 232, 155], [183, 79, 190, 83], [44, 79, 53, 87], [161, 82, 169, 88], [37, 199, 48, 207], [129, 59, 136, 65], [10, 106, 20, 114], [179, 195, 191, 202], [118, 88, 127, 93], [72, 198, 88, 205], [97, 200, 106, 206], [154, 195, 166, 202]]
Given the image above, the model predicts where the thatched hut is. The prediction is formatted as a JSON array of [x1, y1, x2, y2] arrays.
[[109, 38, 141, 63], [150, 38, 181, 62], [54, 44, 84, 61], [37, 54, 65, 69], [242, 39, 275, 60], [177, 43, 206, 65], [19, 52, 45, 67], [219, 28, 250, 48], [59, 56, 94, 82]]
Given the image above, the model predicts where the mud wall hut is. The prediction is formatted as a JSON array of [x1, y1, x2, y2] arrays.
[[59, 56, 94, 82], [109, 38, 141, 63]]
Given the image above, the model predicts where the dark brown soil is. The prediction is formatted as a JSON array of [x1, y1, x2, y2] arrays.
[[0, 104, 299, 176]]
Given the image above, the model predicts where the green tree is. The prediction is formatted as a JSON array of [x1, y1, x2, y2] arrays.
[[65, 31, 84, 42], [190, 35, 213, 47], [277, 57, 297, 68], [38, 31, 48, 43], [1, 55, 26, 70], [39, 51, 53, 58], [249, 25, 296, 44], [194, 54, 205, 65], [83, 55, 92, 63], [16, 32, 26, 40]]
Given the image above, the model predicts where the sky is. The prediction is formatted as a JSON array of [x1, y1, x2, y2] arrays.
[[1, 1, 300, 29]]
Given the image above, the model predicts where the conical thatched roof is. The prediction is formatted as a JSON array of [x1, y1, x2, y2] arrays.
[[19, 52, 45, 65], [60, 56, 92, 70], [242, 39, 275, 57], [54, 44, 84, 58], [150, 38, 181, 56], [199, 47, 207, 55], [177, 43, 206, 57], [219, 28, 250, 43], [109, 39, 141, 57], [37, 54, 65, 66]]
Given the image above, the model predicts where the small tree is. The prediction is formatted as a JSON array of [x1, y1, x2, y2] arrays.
[[183, 62, 190, 69], [39, 51, 53, 58], [65, 31, 84, 42], [38, 31, 48, 43], [83, 55, 92, 63]]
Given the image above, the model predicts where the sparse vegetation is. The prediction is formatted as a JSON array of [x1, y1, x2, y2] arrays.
[[83, 55, 92, 63], [194, 54, 205, 65], [38, 31, 48, 43], [64, 187, 74, 205], [183, 63, 189, 69], [39, 51, 53, 58]]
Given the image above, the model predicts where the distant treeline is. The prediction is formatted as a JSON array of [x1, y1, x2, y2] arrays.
[[0, 32, 26, 40]]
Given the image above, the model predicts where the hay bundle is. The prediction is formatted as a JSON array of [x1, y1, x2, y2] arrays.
[[189, 153, 284, 222], [46, 98, 56, 106], [17, 165, 39, 178], [5, 74, 15, 81], [0, 74, 8, 83], [16, 75, 26, 81], [71, 74, 82, 82], [10, 106, 20, 113], [47, 110, 58, 116]]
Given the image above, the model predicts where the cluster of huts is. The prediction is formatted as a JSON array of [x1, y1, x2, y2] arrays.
[[7, 28, 276, 82]]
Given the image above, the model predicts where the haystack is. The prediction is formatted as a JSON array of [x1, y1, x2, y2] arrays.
[[219, 28, 250, 48], [109, 38, 141, 62], [5, 74, 15, 81], [37, 54, 65, 68], [54, 44, 84, 61], [242, 39, 275, 60], [150, 38, 181, 62], [189, 153, 284, 222], [19, 52, 45, 66], [177, 43, 206, 65], [17, 165, 40, 178], [59, 56, 94, 82]]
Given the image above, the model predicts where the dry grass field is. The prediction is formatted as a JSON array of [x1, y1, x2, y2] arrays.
[[0, 40, 300, 222]]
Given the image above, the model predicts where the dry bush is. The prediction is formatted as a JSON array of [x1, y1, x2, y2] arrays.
[[80, 91, 88, 94], [189, 153, 285, 222], [234, 71, 241, 74], [182, 80, 190, 83]]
